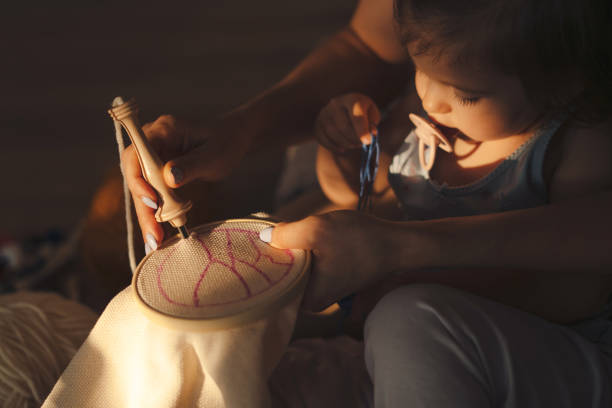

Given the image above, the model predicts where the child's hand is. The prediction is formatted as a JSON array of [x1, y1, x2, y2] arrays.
[[315, 93, 381, 152]]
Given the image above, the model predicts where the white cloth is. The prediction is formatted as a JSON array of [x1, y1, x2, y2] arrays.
[[43, 286, 302, 408]]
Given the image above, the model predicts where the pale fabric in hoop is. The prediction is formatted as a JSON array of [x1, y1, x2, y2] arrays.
[[135, 220, 307, 326], [42, 219, 310, 408]]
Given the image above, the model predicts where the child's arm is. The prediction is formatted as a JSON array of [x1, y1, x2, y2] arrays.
[[314, 93, 383, 209], [315, 92, 419, 218]]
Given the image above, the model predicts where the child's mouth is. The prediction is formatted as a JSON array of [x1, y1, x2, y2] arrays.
[[427, 116, 461, 139]]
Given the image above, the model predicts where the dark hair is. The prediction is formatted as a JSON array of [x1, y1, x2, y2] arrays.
[[393, 0, 612, 124]]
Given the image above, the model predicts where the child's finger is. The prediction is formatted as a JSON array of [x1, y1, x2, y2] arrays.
[[367, 103, 381, 126], [316, 119, 345, 152], [317, 106, 352, 151], [326, 99, 360, 148], [338, 106, 364, 148], [365, 103, 382, 144], [321, 106, 349, 149], [315, 108, 337, 151], [350, 99, 375, 144]]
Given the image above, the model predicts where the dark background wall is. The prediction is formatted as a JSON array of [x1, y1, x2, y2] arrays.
[[1, 1, 353, 237]]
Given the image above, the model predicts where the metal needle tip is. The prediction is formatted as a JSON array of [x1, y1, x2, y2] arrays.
[[177, 225, 189, 239]]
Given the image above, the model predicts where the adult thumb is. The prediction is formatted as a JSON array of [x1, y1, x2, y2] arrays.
[[162, 144, 219, 188], [260, 217, 320, 250]]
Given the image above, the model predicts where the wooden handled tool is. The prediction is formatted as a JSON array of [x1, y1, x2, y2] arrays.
[[108, 97, 192, 238]]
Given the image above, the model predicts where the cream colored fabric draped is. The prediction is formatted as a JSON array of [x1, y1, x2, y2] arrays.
[[42, 286, 303, 408]]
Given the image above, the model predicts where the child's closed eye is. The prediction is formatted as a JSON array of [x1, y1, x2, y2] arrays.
[[454, 92, 481, 106]]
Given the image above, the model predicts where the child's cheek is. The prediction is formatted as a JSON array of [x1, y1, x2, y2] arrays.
[[414, 71, 427, 103], [458, 108, 506, 141]]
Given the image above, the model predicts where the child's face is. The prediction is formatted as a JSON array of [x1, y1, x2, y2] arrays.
[[410, 48, 543, 141]]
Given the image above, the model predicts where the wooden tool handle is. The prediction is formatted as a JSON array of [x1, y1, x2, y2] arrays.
[[108, 98, 192, 228]]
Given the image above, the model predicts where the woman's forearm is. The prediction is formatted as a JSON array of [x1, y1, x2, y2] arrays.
[[390, 192, 612, 274], [223, 28, 410, 153], [374, 193, 612, 321]]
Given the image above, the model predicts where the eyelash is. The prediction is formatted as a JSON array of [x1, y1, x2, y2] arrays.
[[455, 94, 480, 106]]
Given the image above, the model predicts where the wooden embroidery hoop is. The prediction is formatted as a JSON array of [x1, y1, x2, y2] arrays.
[[109, 99, 310, 331], [132, 218, 311, 332]]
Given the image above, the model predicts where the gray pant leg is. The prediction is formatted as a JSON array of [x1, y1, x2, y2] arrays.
[[364, 284, 612, 408]]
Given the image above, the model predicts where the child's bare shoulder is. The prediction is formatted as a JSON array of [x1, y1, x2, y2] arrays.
[[547, 116, 612, 202]]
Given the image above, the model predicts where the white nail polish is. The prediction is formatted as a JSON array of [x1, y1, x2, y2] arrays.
[[259, 227, 273, 243], [144, 242, 152, 255], [141, 196, 158, 210], [146, 233, 158, 251]]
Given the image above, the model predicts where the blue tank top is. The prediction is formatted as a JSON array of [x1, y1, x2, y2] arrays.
[[388, 118, 612, 350], [388, 119, 562, 221]]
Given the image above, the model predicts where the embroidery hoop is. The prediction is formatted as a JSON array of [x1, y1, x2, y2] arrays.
[[409, 113, 454, 171], [132, 218, 311, 332]]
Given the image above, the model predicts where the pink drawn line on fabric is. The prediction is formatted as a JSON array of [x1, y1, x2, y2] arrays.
[[155, 227, 295, 308], [201, 230, 252, 303], [236, 232, 272, 284], [191, 231, 252, 306]]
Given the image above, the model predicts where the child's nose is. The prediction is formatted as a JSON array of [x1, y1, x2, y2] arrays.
[[421, 79, 452, 115]]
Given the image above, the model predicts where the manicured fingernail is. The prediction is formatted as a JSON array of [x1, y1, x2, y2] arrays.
[[259, 227, 273, 243], [144, 242, 152, 255], [145, 232, 158, 251], [170, 166, 184, 184], [141, 196, 158, 209]]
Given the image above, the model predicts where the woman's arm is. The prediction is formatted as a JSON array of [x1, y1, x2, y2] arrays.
[[123, 0, 411, 243], [368, 119, 612, 322], [269, 189, 612, 322], [233, 0, 411, 154], [385, 191, 612, 321], [393, 195, 612, 273]]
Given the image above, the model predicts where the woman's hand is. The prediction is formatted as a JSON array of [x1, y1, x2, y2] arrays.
[[264, 210, 394, 311], [315, 93, 381, 152], [121, 114, 248, 249]]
